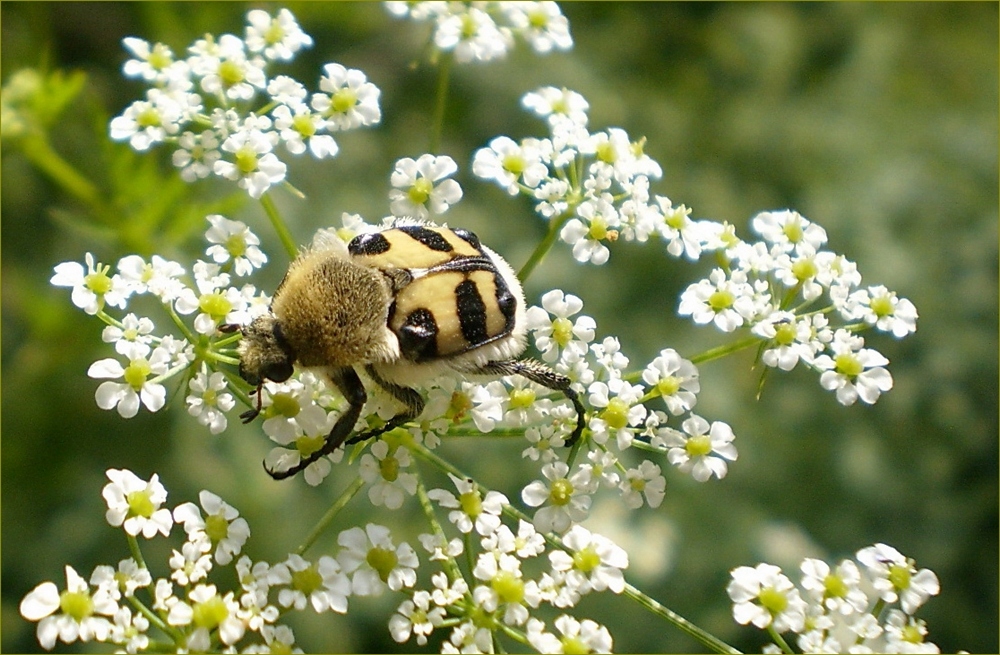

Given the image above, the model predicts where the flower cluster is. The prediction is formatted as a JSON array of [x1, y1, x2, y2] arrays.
[[21, 469, 340, 652], [110, 8, 380, 198], [476, 86, 917, 407], [383, 473, 620, 653], [727, 543, 941, 653], [385, 1, 572, 63]]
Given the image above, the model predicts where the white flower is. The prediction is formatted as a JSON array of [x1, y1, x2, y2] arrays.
[[800, 558, 870, 616], [843, 285, 918, 338], [244, 8, 313, 61], [205, 214, 267, 276], [271, 102, 339, 158], [856, 543, 940, 614], [663, 415, 738, 482], [101, 313, 156, 358], [389, 154, 463, 218], [270, 554, 350, 613], [813, 330, 893, 405], [358, 441, 418, 510], [521, 461, 593, 533], [549, 525, 628, 595], [88, 346, 171, 418], [522, 424, 565, 461], [20, 565, 117, 650], [471, 550, 532, 626], [587, 377, 647, 449], [560, 196, 620, 265], [678, 268, 759, 332], [527, 615, 613, 654], [173, 490, 250, 565], [337, 524, 418, 595], [751, 209, 828, 255], [880, 610, 940, 653], [728, 563, 807, 633], [642, 348, 699, 414], [213, 126, 287, 199], [434, 6, 512, 63], [504, 2, 573, 54], [102, 469, 173, 538], [192, 33, 266, 102], [522, 86, 588, 127], [51, 253, 129, 315], [427, 473, 508, 536], [108, 604, 150, 653], [472, 135, 550, 194], [121, 37, 180, 83], [186, 366, 236, 435], [619, 460, 666, 509], [525, 289, 596, 363], [116, 254, 185, 301], [168, 537, 213, 586], [752, 311, 826, 371], [109, 88, 189, 150], [311, 63, 381, 131], [172, 129, 222, 181], [389, 591, 445, 646], [167, 584, 245, 648], [654, 195, 708, 259]]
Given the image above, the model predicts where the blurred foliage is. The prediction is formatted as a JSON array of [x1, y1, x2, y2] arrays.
[[2, 3, 996, 653]]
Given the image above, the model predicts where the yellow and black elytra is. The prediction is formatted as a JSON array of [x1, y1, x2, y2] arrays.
[[232, 220, 586, 480]]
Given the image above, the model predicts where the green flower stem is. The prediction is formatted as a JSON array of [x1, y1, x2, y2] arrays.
[[623, 582, 742, 654], [125, 595, 173, 641], [689, 335, 763, 365], [126, 534, 148, 571], [415, 476, 467, 583], [20, 134, 105, 214], [259, 192, 299, 260], [429, 52, 453, 154], [766, 624, 794, 654], [518, 209, 574, 282], [410, 443, 740, 654], [295, 475, 365, 556]]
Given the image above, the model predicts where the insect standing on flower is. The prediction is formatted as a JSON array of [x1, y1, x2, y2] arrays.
[[230, 220, 586, 480]]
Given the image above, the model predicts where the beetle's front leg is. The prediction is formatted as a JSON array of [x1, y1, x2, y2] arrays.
[[264, 367, 367, 480], [345, 365, 426, 444]]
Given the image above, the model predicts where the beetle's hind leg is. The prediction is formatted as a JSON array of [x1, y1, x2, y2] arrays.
[[478, 359, 586, 445], [346, 365, 426, 444], [264, 367, 368, 481]]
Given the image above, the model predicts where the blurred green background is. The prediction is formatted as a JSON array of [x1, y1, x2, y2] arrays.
[[2, 3, 996, 653]]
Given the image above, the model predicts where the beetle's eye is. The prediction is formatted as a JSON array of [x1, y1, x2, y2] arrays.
[[262, 360, 294, 383]]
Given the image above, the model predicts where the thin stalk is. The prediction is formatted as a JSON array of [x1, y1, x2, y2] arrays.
[[518, 210, 574, 282], [259, 192, 298, 260], [429, 52, 453, 154], [295, 476, 365, 556]]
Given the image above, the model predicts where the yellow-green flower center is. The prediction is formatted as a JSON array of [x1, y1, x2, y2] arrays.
[[587, 216, 609, 241], [630, 476, 647, 493], [491, 571, 524, 604], [783, 220, 803, 244], [446, 391, 472, 421], [549, 478, 574, 506], [708, 289, 735, 312], [295, 434, 325, 458], [870, 294, 894, 318], [823, 573, 848, 599], [59, 589, 94, 622], [888, 563, 911, 591], [502, 152, 526, 176], [269, 393, 300, 418], [292, 113, 316, 138], [192, 593, 229, 630], [218, 60, 245, 88], [792, 257, 818, 282], [834, 353, 863, 378], [379, 454, 400, 482], [561, 636, 590, 655], [551, 317, 574, 348], [204, 513, 230, 543], [572, 547, 601, 574], [126, 489, 155, 519], [136, 106, 161, 129], [655, 376, 680, 397], [460, 490, 483, 518], [199, 291, 233, 320], [235, 145, 259, 175], [84, 270, 113, 295], [758, 586, 788, 616], [901, 623, 924, 644], [596, 141, 617, 164], [148, 44, 173, 71], [774, 322, 797, 346], [123, 358, 152, 391], [601, 398, 629, 431], [225, 234, 247, 258], [509, 388, 536, 410], [331, 88, 357, 113], [291, 564, 323, 596], [407, 177, 434, 205], [366, 546, 399, 583], [685, 434, 713, 458], [264, 21, 286, 46]]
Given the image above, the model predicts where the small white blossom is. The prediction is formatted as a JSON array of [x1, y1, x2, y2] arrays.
[[728, 563, 807, 633], [88, 346, 171, 418], [522, 86, 589, 127], [101, 313, 156, 357], [389, 591, 445, 646], [51, 253, 130, 315], [752, 209, 828, 255], [521, 461, 593, 533], [244, 8, 313, 61], [525, 289, 596, 363], [434, 6, 512, 63], [167, 584, 245, 648], [358, 441, 418, 510], [642, 348, 699, 415], [172, 129, 222, 181], [856, 543, 940, 614], [472, 135, 550, 194], [619, 460, 666, 509], [213, 126, 287, 199], [560, 196, 620, 265], [116, 254, 185, 301], [102, 469, 173, 538], [427, 473, 508, 536], [311, 63, 381, 131], [814, 330, 893, 405], [843, 285, 919, 338], [549, 524, 628, 595], [678, 268, 759, 332], [663, 415, 738, 482], [337, 524, 418, 595], [173, 490, 250, 565], [205, 214, 267, 276], [186, 366, 236, 435], [504, 2, 573, 53], [389, 154, 463, 218], [270, 554, 350, 613], [19, 565, 117, 650]]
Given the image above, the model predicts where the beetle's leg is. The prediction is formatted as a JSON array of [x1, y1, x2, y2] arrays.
[[240, 383, 264, 423], [478, 359, 586, 446], [345, 365, 426, 444], [264, 367, 367, 480]]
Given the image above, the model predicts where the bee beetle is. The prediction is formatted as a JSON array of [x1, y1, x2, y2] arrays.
[[232, 220, 586, 480]]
